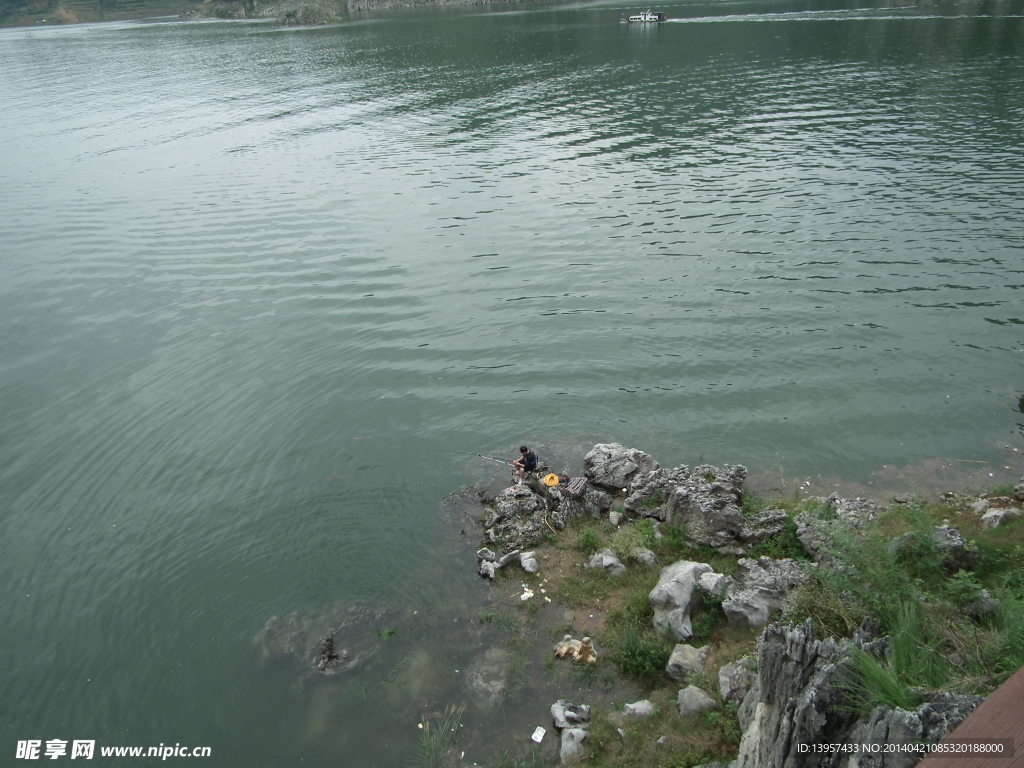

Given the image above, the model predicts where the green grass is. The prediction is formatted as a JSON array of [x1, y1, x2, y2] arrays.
[[745, 513, 810, 561], [579, 527, 603, 556], [413, 705, 465, 768], [689, 585, 728, 645], [611, 522, 656, 560]]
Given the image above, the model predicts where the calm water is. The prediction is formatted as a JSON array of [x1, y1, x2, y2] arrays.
[[2, 0, 1023, 764]]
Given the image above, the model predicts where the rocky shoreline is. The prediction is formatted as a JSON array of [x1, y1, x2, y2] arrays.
[[461, 442, 1024, 766], [252, 442, 1024, 767]]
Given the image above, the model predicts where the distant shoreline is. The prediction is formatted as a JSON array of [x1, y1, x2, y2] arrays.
[[1, 0, 536, 28]]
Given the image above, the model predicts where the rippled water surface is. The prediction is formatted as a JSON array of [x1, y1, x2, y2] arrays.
[[1, 1, 1023, 764]]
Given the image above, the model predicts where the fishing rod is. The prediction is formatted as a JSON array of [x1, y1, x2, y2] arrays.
[[443, 450, 517, 467]]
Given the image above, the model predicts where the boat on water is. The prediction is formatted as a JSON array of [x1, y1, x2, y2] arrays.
[[625, 10, 668, 22]]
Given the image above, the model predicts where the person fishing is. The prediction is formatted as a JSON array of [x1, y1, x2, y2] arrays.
[[513, 445, 538, 481]]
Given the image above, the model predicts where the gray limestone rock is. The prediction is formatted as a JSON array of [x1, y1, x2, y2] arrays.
[[666, 643, 711, 682], [722, 557, 812, 627], [584, 443, 660, 492], [981, 507, 1021, 529], [732, 620, 859, 768], [485, 483, 590, 551], [649, 560, 714, 641], [677, 685, 717, 717], [718, 657, 757, 703], [931, 525, 980, 571], [623, 699, 655, 718], [738, 507, 790, 546], [495, 549, 521, 568], [485, 485, 550, 550], [551, 699, 591, 730], [519, 551, 539, 574], [665, 464, 749, 551], [970, 498, 991, 515], [609, 510, 624, 527], [795, 494, 880, 565], [630, 547, 659, 567], [961, 589, 1000, 619], [698, 571, 730, 599], [587, 548, 626, 577], [731, 620, 981, 768], [560, 728, 588, 764], [845, 694, 983, 768]]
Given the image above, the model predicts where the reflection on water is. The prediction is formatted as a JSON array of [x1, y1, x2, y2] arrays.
[[0, 1, 1023, 764]]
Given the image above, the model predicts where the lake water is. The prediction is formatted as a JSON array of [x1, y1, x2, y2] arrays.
[[1, 0, 1023, 764]]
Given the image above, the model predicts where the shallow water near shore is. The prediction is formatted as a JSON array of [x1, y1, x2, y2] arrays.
[[1, 0, 1024, 764]]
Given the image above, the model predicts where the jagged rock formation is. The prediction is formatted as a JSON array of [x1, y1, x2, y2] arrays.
[[584, 443, 660, 491], [795, 494, 880, 566], [732, 621, 981, 768], [722, 557, 813, 627], [482, 480, 610, 551]]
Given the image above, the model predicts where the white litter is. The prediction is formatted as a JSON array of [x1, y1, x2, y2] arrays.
[[531, 726, 546, 743]]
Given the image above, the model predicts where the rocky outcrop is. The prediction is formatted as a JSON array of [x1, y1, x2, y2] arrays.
[[718, 657, 756, 703], [480, 444, 800, 558], [739, 508, 790, 546], [888, 525, 979, 574], [649, 560, 715, 641], [795, 494, 881, 565], [723, 557, 813, 628], [844, 695, 987, 767], [732, 621, 981, 768], [584, 443, 659, 491], [483, 480, 612, 552], [623, 462, 777, 553]]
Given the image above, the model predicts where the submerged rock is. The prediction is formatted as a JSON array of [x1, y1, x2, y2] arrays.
[[466, 647, 509, 708], [253, 602, 395, 677]]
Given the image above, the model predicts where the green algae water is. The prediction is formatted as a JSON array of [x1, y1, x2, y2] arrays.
[[1, 1, 1023, 764]]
